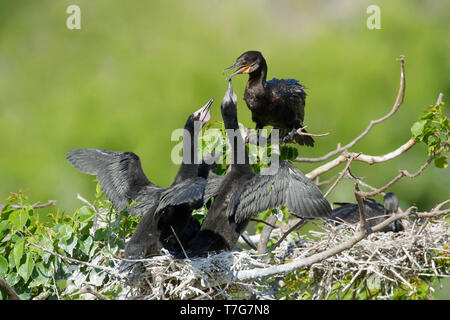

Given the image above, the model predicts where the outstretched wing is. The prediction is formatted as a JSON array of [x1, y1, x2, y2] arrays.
[[203, 171, 225, 204], [228, 160, 331, 224], [67, 148, 158, 214], [155, 177, 207, 214]]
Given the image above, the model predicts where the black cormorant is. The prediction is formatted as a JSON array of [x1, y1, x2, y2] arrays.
[[182, 81, 331, 257], [224, 50, 314, 146], [330, 192, 404, 232], [67, 98, 214, 266]]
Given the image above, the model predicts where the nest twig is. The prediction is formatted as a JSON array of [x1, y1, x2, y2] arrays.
[[102, 214, 448, 300]]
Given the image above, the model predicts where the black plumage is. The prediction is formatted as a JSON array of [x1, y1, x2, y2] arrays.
[[224, 50, 314, 146], [182, 81, 331, 257], [67, 98, 214, 266], [330, 192, 404, 232]]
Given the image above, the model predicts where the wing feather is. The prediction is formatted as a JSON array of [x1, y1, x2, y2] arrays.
[[228, 161, 331, 223], [67, 148, 155, 213], [155, 177, 207, 214]]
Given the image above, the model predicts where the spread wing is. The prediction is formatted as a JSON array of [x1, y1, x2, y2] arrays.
[[228, 160, 331, 224], [203, 171, 225, 203], [155, 177, 207, 214], [67, 148, 160, 215]]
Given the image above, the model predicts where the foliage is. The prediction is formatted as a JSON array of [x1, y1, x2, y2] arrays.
[[1, 186, 448, 300], [411, 100, 449, 168], [0, 188, 138, 300]]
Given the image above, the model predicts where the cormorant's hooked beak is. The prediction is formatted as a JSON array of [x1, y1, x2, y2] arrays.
[[194, 98, 213, 125], [223, 63, 250, 80]]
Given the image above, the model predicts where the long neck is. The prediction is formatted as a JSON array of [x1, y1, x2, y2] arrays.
[[172, 120, 201, 184], [222, 107, 251, 173], [248, 58, 267, 89]]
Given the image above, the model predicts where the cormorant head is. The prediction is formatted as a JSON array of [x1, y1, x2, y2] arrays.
[[224, 51, 266, 80], [186, 98, 214, 128], [383, 192, 399, 214], [221, 80, 238, 120]]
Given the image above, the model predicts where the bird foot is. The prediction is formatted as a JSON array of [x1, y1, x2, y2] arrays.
[[281, 129, 298, 144]]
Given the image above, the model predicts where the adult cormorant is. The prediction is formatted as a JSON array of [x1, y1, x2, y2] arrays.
[[67, 98, 214, 266], [330, 192, 404, 232], [182, 81, 331, 257], [224, 50, 314, 146]]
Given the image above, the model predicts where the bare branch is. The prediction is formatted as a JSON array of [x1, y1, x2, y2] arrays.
[[296, 126, 330, 138], [266, 218, 307, 254], [170, 225, 189, 260], [235, 205, 423, 282], [235, 200, 450, 282], [0, 200, 57, 211], [306, 138, 416, 180], [77, 193, 99, 214], [257, 214, 278, 254], [354, 140, 448, 197], [323, 152, 359, 198], [296, 55, 406, 164], [354, 183, 369, 233], [0, 278, 20, 300]]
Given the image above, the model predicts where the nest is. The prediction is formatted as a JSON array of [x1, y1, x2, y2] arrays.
[[99, 216, 448, 300]]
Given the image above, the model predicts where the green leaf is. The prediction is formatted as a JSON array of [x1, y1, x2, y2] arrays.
[[0, 220, 10, 235], [60, 235, 78, 256], [18, 253, 34, 282], [56, 223, 73, 241], [77, 206, 96, 223], [434, 154, 448, 168], [13, 238, 25, 268], [411, 120, 427, 140], [8, 211, 23, 231], [79, 236, 93, 256], [0, 255, 8, 277]]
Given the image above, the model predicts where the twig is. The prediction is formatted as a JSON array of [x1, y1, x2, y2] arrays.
[[76, 285, 110, 300], [306, 138, 416, 180], [295, 55, 406, 164], [266, 218, 307, 254], [250, 218, 277, 228], [354, 183, 369, 233], [323, 152, 359, 198], [0, 278, 21, 300], [1, 200, 57, 211], [295, 126, 330, 137], [235, 202, 448, 281], [77, 194, 99, 214], [170, 225, 189, 259], [353, 141, 449, 197], [257, 214, 278, 254]]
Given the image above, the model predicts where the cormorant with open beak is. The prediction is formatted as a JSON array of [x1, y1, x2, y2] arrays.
[[224, 50, 314, 146], [182, 81, 331, 257], [67, 98, 214, 270]]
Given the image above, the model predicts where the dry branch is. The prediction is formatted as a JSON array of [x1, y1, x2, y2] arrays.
[[0, 200, 57, 211], [306, 138, 416, 180], [296, 55, 406, 164], [0, 278, 21, 300]]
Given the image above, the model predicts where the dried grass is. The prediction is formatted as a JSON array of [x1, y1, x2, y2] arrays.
[[102, 216, 448, 300]]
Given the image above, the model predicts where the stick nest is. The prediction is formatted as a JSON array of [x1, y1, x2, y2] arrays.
[[104, 217, 449, 300]]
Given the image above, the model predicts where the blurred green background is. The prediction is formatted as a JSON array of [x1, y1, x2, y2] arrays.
[[0, 0, 448, 298]]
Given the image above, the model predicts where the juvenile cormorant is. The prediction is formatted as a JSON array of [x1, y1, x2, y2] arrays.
[[224, 50, 314, 146], [330, 192, 404, 232], [67, 98, 214, 266], [182, 81, 331, 257]]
